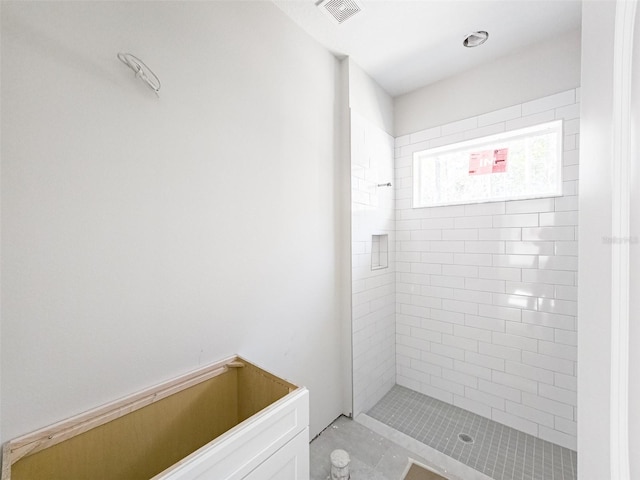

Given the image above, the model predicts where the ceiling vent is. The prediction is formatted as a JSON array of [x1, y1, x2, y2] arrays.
[[318, 0, 363, 25]]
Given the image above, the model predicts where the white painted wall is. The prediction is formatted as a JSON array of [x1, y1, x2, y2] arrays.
[[579, 2, 640, 479], [0, 1, 346, 442], [630, 7, 640, 479], [348, 60, 395, 136], [337, 57, 354, 420], [394, 29, 582, 137], [577, 2, 615, 477], [394, 90, 580, 450]]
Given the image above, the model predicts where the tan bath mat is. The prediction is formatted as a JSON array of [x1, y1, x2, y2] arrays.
[[402, 460, 449, 480]]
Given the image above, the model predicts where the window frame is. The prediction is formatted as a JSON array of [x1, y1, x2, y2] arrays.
[[412, 120, 564, 209]]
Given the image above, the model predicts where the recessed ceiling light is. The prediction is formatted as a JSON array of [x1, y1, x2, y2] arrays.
[[463, 31, 489, 48]]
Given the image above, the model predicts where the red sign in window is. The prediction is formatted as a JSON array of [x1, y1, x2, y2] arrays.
[[469, 148, 508, 175]]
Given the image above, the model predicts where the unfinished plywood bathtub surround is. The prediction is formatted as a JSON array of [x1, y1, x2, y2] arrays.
[[1, 356, 309, 480]]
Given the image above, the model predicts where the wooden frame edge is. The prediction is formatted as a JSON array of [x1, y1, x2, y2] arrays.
[[2, 444, 11, 480]]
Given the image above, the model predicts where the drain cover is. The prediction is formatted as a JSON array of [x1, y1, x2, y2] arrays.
[[458, 433, 474, 444]]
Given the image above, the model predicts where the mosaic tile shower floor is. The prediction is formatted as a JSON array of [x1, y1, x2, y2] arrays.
[[367, 385, 577, 480]]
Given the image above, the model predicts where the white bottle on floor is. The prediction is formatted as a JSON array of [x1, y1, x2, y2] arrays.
[[330, 449, 350, 480]]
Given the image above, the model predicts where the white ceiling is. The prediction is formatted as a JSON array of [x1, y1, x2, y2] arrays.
[[273, 0, 582, 97]]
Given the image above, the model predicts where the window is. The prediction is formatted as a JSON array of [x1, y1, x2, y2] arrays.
[[413, 120, 563, 208]]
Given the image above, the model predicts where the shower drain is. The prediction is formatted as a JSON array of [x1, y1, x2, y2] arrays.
[[458, 433, 474, 444]]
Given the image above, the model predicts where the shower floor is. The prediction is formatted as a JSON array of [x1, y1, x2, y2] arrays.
[[366, 385, 577, 480]]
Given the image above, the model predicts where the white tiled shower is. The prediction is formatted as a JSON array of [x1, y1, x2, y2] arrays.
[[351, 111, 396, 417], [352, 88, 579, 452]]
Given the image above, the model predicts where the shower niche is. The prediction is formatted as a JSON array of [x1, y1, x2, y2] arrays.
[[371, 234, 389, 270]]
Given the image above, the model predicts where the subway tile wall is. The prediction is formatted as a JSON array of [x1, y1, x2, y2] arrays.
[[351, 111, 396, 416], [393, 89, 580, 450]]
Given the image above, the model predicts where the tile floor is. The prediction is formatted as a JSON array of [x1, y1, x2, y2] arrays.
[[366, 385, 577, 480], [310, 415, 428, 480], [310, 414, 491, 480]]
